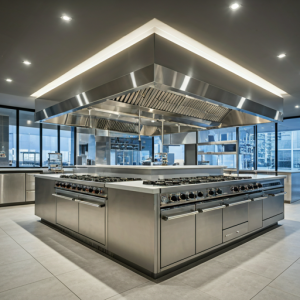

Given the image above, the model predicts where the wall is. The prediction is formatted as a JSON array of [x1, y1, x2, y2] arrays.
[[0, 93, 35, 109]]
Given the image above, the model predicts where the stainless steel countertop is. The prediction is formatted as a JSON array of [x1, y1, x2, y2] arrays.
[[74, 165, 226, 170]]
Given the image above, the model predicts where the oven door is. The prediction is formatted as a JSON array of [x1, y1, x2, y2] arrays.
[[161, 204, 197, 268]]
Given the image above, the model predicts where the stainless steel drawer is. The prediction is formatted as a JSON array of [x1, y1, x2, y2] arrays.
[[79, 200, 106, 245], [196, 202, 224, 253], [161, 205, 196, 268], [223, 222, 248, 242], [263, 191, 284, 220], [26, 180, 35, 191], [248, 199, 263, 232], [263, 213, 284, 227], [56, 195, 79, 232], [26, 191, 35, 202], [223, 199, 250, 229]]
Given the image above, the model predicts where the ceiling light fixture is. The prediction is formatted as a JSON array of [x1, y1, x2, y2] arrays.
[[230, 3, 240, 10], [296, 105, 299, 108], [151, 120, 155, 123], [6, 78, 12, 82], [23, 60, 31, 65], [277, 53, 286, 58], [31, 18, 287, 98], [61, 15, 72, 21]]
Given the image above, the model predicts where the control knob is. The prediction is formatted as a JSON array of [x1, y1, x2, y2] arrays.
[[88, 187, 94, 193], [55, 182, 60, 187], [208, 190, 215, 196], [258, 183, 263, 188], [248, 184, 253, 190], [77, 185, 82, 191], [94, 188, 100, 194], [216, 188, 222, 195], [253, 184, 258, 189], [232, 186, 239, 192], [189, 192, 196, 198], [72, 184, 77, 190], [171, 195, 179, 201], [66, 183, 71, 189], [180, 193, 187, 200], [61, 182, 65, 187], [240, 186, 246, 191], [198, 191, 204, 197]]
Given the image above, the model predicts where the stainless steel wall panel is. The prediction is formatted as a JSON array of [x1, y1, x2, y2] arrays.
[[26, 191, 35, 202], [170, 132, 197, 145], [35, 178, 57, 224], [107, 189, 157, 272], [0, 173, 25, 204]]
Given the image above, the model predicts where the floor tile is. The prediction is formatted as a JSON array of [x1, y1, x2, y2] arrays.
[[0, 277, 79, 300], [214, 244, 294, 279], [0, 245, 32, 266], [57, 259, 149, 300], [178, 260, 271, 300], [19, 240, 60, 258], [269, 263, 300, 297], [0, 258, 53, 293], [0, 228, 8, 237], [252, 286, 300, 300], [108, 277, 217, 300]]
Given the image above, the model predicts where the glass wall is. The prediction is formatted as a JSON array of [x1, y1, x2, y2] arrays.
[[239, 126, 256, 170], [257, 123, 275, 170], [0, 107, 17, 167], [42, 124, 58, 167], [19, 111, 40, 167], [60, 126, 75, 166], [278, 118, 300, 171]]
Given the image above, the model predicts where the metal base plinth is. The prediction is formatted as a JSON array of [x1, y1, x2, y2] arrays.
[[0, 201, 35, 207]]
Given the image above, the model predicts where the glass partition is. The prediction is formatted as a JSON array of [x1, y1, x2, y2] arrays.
[[239, 126, 256, 170], [278, 118, 300, 171], [19, 111, 40, 167], [257, 123, 275, 170], [0, 107, 17, 167]]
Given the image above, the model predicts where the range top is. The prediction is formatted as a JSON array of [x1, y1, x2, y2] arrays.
[[60, 175, 142, 182], [143, 175, 252, 186]]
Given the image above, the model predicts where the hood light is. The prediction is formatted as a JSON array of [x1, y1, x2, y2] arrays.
[[6, 78, 12, 82], [277, 53, 286, 58], [230, 3, 240, 10], [61, 15, 72, 21], [23, 60, 31, 65]]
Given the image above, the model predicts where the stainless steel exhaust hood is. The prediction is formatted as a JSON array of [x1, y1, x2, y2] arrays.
[[35, 34, 283, 135]]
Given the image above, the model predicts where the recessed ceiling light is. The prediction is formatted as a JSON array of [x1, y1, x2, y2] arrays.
[[27, 120, 32, 124], [61, 15, 72, 21], [23, 60, 31, 65], [296, 105, 299, 108], [277, 53, 286, 58], [149, 108, 153, 112], [151, 120, 155, 123], [6, 78, 12, 82], [230, 3, 240, 10]]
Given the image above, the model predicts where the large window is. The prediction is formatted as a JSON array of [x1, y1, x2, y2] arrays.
[[278, 118, 300, 171], [0, 107, 16, 167], [19, 111, 40, 167], [42, 124, 58, 167], [257, 123, 275, 170], [239, 126, 256, 170], [60, 126, 75, 166]]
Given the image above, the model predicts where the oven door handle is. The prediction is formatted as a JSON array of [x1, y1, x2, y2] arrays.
[[52, 194, 74, 201], [269, 192, 286, 197], [226, 199, 251, 207], [198, 205, 226, 213], [75, 199, 105, 208], [162, 211, 198, 221], [252, 196, 268, 201]]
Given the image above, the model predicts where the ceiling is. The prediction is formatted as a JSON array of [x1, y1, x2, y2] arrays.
[[1, 0, 300, 118]]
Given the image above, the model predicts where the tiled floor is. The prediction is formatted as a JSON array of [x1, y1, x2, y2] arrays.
[[0, 203, 300, 300]]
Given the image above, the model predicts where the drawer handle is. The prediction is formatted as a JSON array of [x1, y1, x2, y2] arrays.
[[52, 194, 74, 201], [77, 200, 105, 208], [252, 197, 268, 201], [199, 205, 226, 213], [226, 200, 251, 207], [162, 211, 198, 221], [269, 192, 286, 197]]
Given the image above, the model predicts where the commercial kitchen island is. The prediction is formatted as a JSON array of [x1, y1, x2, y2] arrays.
[[35, 166, 286, 278]]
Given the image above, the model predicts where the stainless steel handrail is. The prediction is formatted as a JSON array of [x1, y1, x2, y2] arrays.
[[270, 192, 286, 197], [52, 194, 74, 201], [162, 211, 198, 221], [252, 196, 268, 201], [226, 199, 251, 207], [199, 205, 226, 213]]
